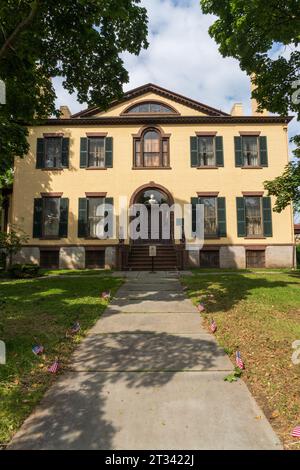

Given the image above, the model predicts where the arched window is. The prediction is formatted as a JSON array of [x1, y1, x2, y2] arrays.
[[125, 101, 177, 114], [134, 128, 170, 168]]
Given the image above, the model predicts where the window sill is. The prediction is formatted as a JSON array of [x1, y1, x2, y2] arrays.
[[41, 168, 66, 171], [85, 167, 108, 170], [244, 236, 266, 239], [241, 166, 263, 169], [39, 237, 61, 240], [196, 166, 219, 169], [132, 166, 172, 170]]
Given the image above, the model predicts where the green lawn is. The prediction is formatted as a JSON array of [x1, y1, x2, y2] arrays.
[[182, 271, 300, 450], [0, 274, 123, 447]]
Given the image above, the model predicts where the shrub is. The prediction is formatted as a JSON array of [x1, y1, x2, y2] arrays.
[[8, 263, 40, 279]]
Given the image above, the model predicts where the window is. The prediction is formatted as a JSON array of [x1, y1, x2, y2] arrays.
[[40, 250, 59, 269], [126, 101, 176, 114], [88, 198, 105, 238], [242, 136, 258, 166], [85, 250, 105, 269], [134, 128, 170, 168], [245, 197, 262, 236], [198, 137, 215, 166], [200, 250, 220, 268], [45, 138, 62, 168], [201, 197, 218, 236], [43, 198, 60, 237], [36, 137, 69, 169], [88, 137, 105, 168], [246, 250, 265, 268]]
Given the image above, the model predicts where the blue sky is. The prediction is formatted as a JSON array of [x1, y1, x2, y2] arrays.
[[54, 0, 298, 153]]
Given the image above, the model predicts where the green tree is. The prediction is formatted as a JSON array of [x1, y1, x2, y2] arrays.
[[200, 0, 300, 211], [0, 226, 29, 267], [0, 0, 148, 187]]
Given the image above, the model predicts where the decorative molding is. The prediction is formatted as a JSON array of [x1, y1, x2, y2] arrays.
[[85, 192, 107, 197], [195, 131, 217, 136], [244, 245, 266, 250], [197, 166, 219, 170], [242, 191, 264, 196], [132, 124, 171, 139], [239, 131, 261, 136], [86, 132, 108, 137], [121, 99, 180, 116], [129, 182, 175, 207], [43, 132, 64, 137], [40, 192, 63, 198], [197, 192, 219, 197]]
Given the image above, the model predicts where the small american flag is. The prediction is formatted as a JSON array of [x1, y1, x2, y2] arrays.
[[210, 319, 217, 333], [48, 359, 59, 374], [236, 351, 245, 370], [70, 321, 80, 334], [291, 426, 300, 438], [197, 303, 205, 312], [32, 345, 44, 355], [101, 291, 111, 300]]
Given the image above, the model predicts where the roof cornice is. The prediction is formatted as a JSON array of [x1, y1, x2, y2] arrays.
[[71, 83, 230, 118], [33, 115, 293, 126]]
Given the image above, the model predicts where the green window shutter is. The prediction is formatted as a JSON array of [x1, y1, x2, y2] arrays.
[[104, 197, 114, 237], [217, 197, 226, 237], [78, 198, 88, 237], [259, 136, 268, 167], [215, 136, 224, 167], [36, 138, 45, 169], [191, 197, 198, 233], [61, 138, 69, 168], [33, 198, 43, 238], [105, 137, 113, 168], [234, 136, 243, 167], [59, 198, 69, 238], [236, 197, 246, 237], [263, 197, 273, 237], [80, 137, 88, 168], [190, 137, 198, 167]]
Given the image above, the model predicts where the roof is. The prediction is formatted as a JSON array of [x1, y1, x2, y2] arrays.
[[71, 83, 230, 118], [295, 224, 300, 234]]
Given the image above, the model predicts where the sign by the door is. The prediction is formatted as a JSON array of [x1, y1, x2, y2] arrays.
[[149, 245, 157, 257]]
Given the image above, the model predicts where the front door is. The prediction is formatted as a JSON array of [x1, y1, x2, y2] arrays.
[[132, 189, 173, 244]]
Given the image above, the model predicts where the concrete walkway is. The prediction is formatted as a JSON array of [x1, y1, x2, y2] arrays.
[[9, 272, 282, 450]]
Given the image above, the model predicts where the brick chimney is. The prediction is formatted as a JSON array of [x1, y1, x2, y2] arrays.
[[59, 105, 71, 119]]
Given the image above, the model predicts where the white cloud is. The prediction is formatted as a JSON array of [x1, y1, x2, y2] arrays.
[[53, 0, 298, 147]]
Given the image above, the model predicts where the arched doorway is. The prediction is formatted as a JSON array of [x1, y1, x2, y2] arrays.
[[130, 183, 174, 244]]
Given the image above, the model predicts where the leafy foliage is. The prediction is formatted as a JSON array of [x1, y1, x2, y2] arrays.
[[0, 0, 148, 184], [0, 226, 29, 266], [200, 0, 300, 211]]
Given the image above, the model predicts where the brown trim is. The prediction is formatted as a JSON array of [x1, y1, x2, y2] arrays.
[[41, 168, 64, 171], [244, 236, 266, 240], [195, 131, 217, 136], [132, 125, 171, 139], [39, 246, 60, 251], [43, 132, 64, 137], [40, 192, 63, 198], [239, 131, 261, 136], [85, 192, 107, 198], [242, 191, 264, 196], [132, 166, 172, 170], [85, 246, 106, 251], [198, 166, 219, 170], [71, 83, 230, 118], [85, 167, 107, 171], [241, 166, 263, 170], [197, 192, 219, 197], [86, 132, 108, 137], [34, 115, 293, 126], [245, 245, 266, 250], [201, 245, 221, 251], [130, 182, 175, 207], [121, 99, 180, 116], [23, 243, 295, 248]]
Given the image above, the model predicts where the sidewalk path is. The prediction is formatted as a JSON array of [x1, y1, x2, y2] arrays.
[[9, 272, 282, 450]]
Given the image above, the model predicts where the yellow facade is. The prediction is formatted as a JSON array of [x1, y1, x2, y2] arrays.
[[11, 84, 295, 269]]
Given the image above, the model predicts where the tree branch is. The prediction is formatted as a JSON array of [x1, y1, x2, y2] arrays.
[[0, 0, 40, 60]]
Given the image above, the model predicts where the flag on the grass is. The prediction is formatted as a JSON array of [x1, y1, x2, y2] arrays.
[[48, 359, 59, 374], [197, 303, 205, 312], [291, 426, 300, 438], [70, 321, 80, 334], [210, 319, 217, 333], [32, 345, 44, 355], [101, 291, 111, 300], [236, 351, 245, 370]]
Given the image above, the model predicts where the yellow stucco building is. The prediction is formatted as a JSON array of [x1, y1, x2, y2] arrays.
[[11, 83, 295, 269]]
